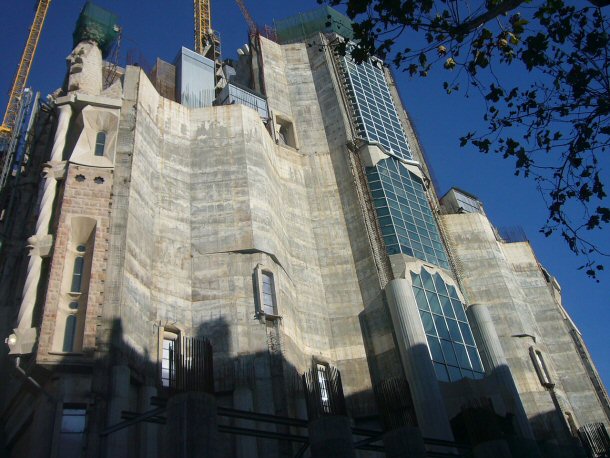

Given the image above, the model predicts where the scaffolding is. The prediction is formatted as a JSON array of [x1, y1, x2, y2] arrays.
[[275, 6, 353, 44], [73, 2, 120, 57]]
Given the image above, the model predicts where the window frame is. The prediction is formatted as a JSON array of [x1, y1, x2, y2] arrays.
[[161, 329, 179, 389], [57, 404, 87, 457], [254, 264, 280, 319], [94, 131, 107, 157]]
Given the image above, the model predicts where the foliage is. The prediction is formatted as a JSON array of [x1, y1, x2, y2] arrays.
[[319, 0, 610, 278]]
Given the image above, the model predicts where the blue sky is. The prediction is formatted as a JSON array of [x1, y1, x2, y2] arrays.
[[1, 0, 608, 388]]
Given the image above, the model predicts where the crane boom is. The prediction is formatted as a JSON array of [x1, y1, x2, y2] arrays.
[[1, 0, 51, 138], [235, 0, 257, 35]]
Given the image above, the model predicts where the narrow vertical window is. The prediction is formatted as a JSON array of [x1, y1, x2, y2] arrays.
[[261, 272, 276, 315], [70, 245, 86, 293], [63, 315, 77, 352], [59, 405, 86, 456], [161, 333, 178, 388], [531, 347, 553, 387], [317, 363, 330, 412], [94, 131, 106, 156]]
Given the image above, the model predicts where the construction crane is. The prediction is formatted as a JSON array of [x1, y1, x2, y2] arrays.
[[234, 0, 277, 42], [0, 0, 51, 140], [235, 0, 258, 36], [194, 0, 224, 94]]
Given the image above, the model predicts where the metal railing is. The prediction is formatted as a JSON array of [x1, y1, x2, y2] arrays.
[[166, 336, 214, 394], [302, 365, 347, 420], [579, 423, 610, 457]]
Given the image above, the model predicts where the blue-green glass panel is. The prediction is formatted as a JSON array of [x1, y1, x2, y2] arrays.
[[420, 311, 435, 335], [427, 291, 442, 315], [384, 235, 398, 245], [379, 216, 393, 227], [447, 365, 462, 382], [452, 299, 468, 321], [440, 295, 455, 318], [462, 369, 475, 379], [427, 336, 444, 362], [460, 322, 475, 345], [421, 269, 434, 291], [434, 362, 450, 382], [441, 339, 458, 366], [376, 207, 390, 217], [387, 244, 400, 255], [414, 287, 429, 310], [467, 346, 484, 372], [433, 273, 448, 295], [447, 319, 462, 342], [381, 225, 395, 236], [454, 343, 471, 369], [434, 315, 450, 339], [447, 284, 459, 299], [401, 246, 414, 256]]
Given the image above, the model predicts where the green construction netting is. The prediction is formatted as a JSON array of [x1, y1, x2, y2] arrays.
[[73, 2, 119, 57], [275, 6, 353, 44]]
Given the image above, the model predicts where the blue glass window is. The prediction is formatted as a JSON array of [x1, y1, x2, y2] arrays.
[[366, 159, 450, 268], [412, 269, 485, 381], [342, 53, 412, 160]]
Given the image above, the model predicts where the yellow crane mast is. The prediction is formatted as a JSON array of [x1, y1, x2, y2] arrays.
[[194, 0, 224, 94], [0, 0, 51, 139]]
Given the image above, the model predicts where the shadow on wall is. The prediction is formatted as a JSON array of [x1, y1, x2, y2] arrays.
[[1, 317, 593, 458], [14, 316, 379, 458]]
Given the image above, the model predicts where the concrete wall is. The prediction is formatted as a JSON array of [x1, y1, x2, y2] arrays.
[[104, 47, 373, 416], [442, 211, 609, 451]]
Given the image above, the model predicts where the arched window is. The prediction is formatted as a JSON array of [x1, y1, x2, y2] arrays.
[[63, 315, 77, 352], [70, 245, 86, 293], [94, 131, 106, 156]]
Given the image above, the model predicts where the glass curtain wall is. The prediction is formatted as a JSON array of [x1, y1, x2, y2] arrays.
[[366, 159, 450, 268], [412, 269, 485, 381], [340, 52, 450, 269], [337, 33, 484, 383]]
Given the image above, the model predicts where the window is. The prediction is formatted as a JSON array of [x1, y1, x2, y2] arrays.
[[366, 158, 450, 269], [59, 405, 86, 456], [530, 347, 553, 387], [316, 363, 330, 412], [161, 332, 178, 388], [261, 272, 277, 315], [94, 131, 106, 156], [53, 218, 96, 354], [70, 245, 86, 293], [255, 265, 279, 318], [412, 268, 485, 382], [62, 315, 77, 352]]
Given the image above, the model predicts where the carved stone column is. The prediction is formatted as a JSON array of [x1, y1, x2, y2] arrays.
[[10, 103, 71, 354], [385, 278, 454, 441]]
